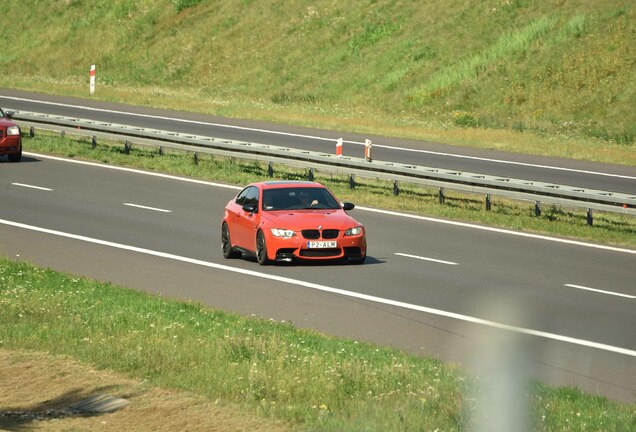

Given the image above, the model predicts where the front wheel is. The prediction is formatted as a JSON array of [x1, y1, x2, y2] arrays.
[[256, 230, 270, 266], [8, 148, 22, 163]]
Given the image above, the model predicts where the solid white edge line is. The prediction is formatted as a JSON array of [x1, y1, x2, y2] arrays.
[[395, 252, 458, 265], [11, 183, 53, 191], [565, 284, 636, 299], [7, 95, 635, 181], [1, 217, 635, 358], [124, 203, 172, 213], [357, 206, 636, 255], [22, 152, 636, 255]]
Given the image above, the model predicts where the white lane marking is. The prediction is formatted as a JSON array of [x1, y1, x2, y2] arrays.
[[11, 182, 53, 191], [24, 152, 241, 190], [23, 152, 636, 255], [367, 143, 636, 181], [6, 95, 634, 181], [395, 252, 458, 266], [1, 217, 635, 358], [124, 203, 172, 213], [358, 206, 636, 255], [565, 284, 635, 299]]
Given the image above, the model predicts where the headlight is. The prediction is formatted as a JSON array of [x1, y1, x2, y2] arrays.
[[270, 228, 295, 238], [344, 226, 363, 236], [7, 126, 20, 136]]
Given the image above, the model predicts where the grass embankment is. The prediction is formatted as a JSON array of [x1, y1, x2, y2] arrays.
[[23, 132, 636, 249], [2, 0, 635, 164], [2, 258, 635, 431]]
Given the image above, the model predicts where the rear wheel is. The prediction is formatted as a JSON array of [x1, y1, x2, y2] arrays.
[[256, 230, 270, 266], [221, 223, 240, 259]]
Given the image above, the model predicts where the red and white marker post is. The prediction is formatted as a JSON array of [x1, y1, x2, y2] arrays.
[[336, 138, 343, 157], [90, 64, 96, 95], [364, 139, 372, 162]]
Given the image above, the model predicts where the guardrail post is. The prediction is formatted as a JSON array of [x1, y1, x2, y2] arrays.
[[30, 126, 35, 138], [587, 208, 593, 226], [124, 140, 131, 155], [193, 152, 199, 165], [486, 194, 492, 211], [308, 168, 314, 181], [61, 130, 65, 139], [393, 180, 400, 196], [267, 162, 274, 177], [349, 174, 355, 189], [535, 201, 541, 217], [91, 135, 97, 149], [439, 187, 445, 205], [159, 146, 164, 156]]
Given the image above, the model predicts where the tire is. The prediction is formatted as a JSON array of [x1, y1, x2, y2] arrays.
[[8, 148, 21, 163], [256, 230, 270, 266], [349, 256, 366, 265], [221, 223, 240, 259]]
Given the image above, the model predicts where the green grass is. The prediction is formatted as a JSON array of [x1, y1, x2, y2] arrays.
[[1, 0, 634, 165], [22, 131, 636, 250], [2, 258, 635, 431]]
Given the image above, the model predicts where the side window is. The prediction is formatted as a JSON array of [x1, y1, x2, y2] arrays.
[[235, 187, 250, 206], [244, 187, 259, 207]]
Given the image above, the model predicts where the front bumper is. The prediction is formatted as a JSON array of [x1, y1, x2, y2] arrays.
[[0, 135, 22, 155], [267, 232, 367, 262]]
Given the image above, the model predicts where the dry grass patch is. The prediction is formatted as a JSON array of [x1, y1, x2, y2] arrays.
[[0, 349, 289, 432]]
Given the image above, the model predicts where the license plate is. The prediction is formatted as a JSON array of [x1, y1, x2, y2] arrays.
[[307, 241, 337, 249]]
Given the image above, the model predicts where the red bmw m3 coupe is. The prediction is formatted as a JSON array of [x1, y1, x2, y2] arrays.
[[222, 181, 366, 265]]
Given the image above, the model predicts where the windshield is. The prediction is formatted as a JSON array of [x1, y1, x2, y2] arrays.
[[262, 187, 341, 211]]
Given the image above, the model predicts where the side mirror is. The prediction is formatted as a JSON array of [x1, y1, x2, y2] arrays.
[[342, 202, 355, 211], [242, 204, 258, 214], [4, 110, 14, 119]]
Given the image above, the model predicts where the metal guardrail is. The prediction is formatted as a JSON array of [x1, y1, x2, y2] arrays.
[[12, 110, 636, 221]]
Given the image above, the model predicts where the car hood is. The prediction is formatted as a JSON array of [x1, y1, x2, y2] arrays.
[[0, 118, 16, 128], [261, 209, 359, 230]]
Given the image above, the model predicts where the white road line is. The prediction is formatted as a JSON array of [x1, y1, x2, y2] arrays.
[[565, 284, 635, 299], [6, 95, 634, 181], [1, 217, 635, 358], [124, 203, 172, 213], [11, 182, 53, 191], [22, 152, 636, 255], [395, 252, 458, 265]]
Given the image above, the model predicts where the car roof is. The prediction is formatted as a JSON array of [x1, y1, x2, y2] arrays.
[[254, 181, 325, 190]]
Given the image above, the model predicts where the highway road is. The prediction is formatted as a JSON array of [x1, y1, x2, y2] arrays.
[[1, 154, 635, 402], [2, 88, 635, 195]]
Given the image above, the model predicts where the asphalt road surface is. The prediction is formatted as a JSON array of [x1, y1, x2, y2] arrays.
[[1, 88, 635, 195], [1, 154, 635, 402]]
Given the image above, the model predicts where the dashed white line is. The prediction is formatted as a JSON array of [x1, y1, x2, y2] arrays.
[[395, 252, 458, 265], [11, 182, 53, 191], [124, 203, 172, 213], [565, 284, 635, 299], [1, 217, 635, 358]]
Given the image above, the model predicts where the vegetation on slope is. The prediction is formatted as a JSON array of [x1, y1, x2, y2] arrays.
[[2, 0, 634, 162]]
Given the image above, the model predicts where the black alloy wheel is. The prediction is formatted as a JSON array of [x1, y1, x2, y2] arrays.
[[256, 230, 270, 265], [221, 223, 240, 259]]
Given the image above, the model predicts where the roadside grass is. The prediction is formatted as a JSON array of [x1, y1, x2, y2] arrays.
[[22, 132, 636, 250], [1, 258, 635, 431]]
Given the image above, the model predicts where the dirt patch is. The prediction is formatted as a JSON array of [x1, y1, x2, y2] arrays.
[[0, 349, 289, 432]]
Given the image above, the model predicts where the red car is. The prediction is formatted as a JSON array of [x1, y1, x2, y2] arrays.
[[0, 108, 22, 162], [222, 181, 367, 265]]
